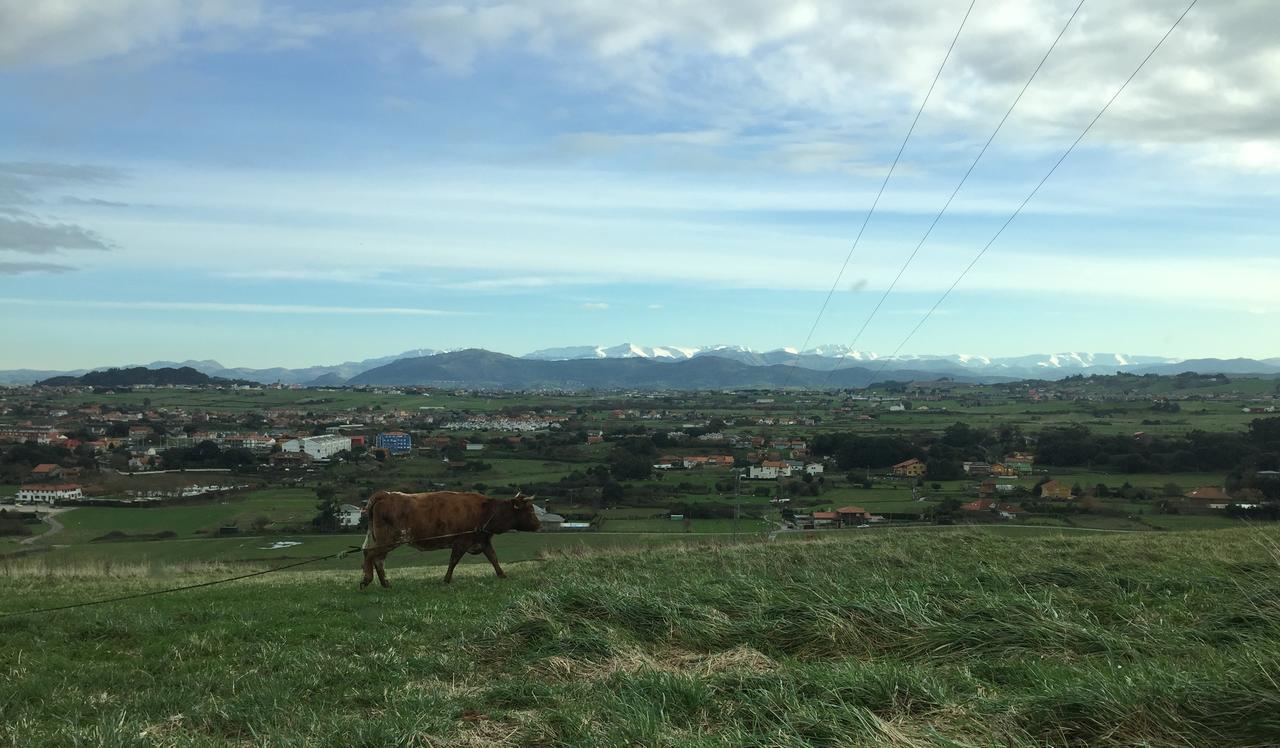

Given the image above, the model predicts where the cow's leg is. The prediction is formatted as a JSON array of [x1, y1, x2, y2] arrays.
[[443, 544, 466, 584], [480, 541, 506, 579], [360, 549, 376, 590], [374, 555, 390, 588]]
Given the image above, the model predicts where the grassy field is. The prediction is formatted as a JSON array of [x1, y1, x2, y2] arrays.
[[46, 488, 320, 543], [3, 530, 745, 572], [2, 527, 1278, 745]]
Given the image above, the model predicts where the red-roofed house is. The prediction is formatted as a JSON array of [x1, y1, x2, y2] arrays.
[[812, 510, 840, 527], [892, 458, 925, 477], [31, 463, 62, 480], [835, 506, 870, 524]]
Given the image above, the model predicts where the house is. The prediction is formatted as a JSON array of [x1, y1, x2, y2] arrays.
[[749, 460, 792, 479], [990, 463, 1017, 477], [375, 431, 413, 455], [681, 455, 735, 469], [1039, 479, 1073, 500], [1004, 452, 1035, 474], [962, 461, 991, 477], [962, 499, 1024, 518], [804, 463, 824, 475], [30, 463, 62, 480], [978, 480, 996, 499], [891, 458, 925, 477], [534, 505, 564, 530], [835, 506, 870, 524], [337, 504, 364, 528], [17, 483, 83, 505], [812, 511, 840, 527], [464, 442, 485, 452]]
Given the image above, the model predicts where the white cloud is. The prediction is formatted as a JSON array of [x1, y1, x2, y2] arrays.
[[0, 0, 262, 66], [398, 0, 1280, 174], [581, 302, 609, 310]]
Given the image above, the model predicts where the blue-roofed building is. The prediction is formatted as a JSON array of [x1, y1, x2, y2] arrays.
[[376, 431, 412, 455]]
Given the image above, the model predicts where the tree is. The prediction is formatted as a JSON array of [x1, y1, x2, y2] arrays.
[[313, 485, 341, 532], [608, 449, 652, 481], [601, 480, 625, 503]]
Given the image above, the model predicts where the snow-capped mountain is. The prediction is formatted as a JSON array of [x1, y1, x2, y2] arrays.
[[515, 344, 1203, 378], [6, 345, 1274, 387], [524, 343, 700, 361]]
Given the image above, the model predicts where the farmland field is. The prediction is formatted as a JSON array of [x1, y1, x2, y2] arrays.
[[2, 527, 1277, 746]]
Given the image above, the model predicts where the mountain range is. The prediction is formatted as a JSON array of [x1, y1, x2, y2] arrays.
[[4, 344, 1278, 387]]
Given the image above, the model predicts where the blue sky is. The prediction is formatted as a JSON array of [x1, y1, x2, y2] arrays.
[[1, 0, 1278, 369]]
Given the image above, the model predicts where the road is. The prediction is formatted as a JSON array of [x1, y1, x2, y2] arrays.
[[18, 507, 75, 545]]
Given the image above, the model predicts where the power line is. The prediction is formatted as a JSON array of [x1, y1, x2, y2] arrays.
[[779, 0, 976, 388], [823, 0, 1087, 389], [862, 0, 1198, 389]]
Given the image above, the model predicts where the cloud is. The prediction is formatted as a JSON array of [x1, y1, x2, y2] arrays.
[[60, 196, 133, 208], [0, 0, 263, 67], [397, 1, 1280, 174], [581, 302, 609, 310], [0, 216, 113, 253], [0, 261, 76, 275], [0, 161, 126, 261], [0, 298, 471, 316]]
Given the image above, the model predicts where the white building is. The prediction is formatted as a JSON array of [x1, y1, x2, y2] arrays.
[[281, 434, 352, 460], [805, 463, 825, 475], [17, 484, 83, 505], [337, 503, 363, 528], [749, 461, 791, 479]]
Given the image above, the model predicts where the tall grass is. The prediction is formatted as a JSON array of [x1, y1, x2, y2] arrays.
[[1, 528, 1278, 746]]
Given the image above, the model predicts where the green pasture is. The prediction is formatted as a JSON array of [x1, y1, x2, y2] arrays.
[[4, 528, 1279, 745], [47, 488, 318, 544]]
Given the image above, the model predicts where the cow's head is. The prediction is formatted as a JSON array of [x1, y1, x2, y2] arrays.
[[510, 493, 541, 532]]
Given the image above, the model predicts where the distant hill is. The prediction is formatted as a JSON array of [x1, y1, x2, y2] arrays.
[[347, 349, 1003, 389], [4, 345, 1277, 386], [37, 366, 239, 387]]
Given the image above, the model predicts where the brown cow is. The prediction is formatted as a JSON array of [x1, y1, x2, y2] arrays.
[[359, 490, 540, 588]]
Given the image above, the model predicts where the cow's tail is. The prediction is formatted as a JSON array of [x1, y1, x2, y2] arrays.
[[361, 491, 390, 550]]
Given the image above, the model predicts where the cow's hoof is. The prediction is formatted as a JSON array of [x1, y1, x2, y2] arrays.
[[380, 581, 391, 589], [359, 580, 370, 590]]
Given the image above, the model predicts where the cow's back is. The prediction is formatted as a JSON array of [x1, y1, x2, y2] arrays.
[[367, 491, 488, 550]]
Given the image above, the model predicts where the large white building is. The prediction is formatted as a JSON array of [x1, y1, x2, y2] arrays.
[[281, 434, 352, 460], [17, 484, 83, 504]]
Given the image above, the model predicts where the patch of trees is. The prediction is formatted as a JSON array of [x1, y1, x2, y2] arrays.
[[160, 441, 256, 470], [38, 366, 247, 387], [811, 433, 918, 470], [1035, 425, 1263, 472]]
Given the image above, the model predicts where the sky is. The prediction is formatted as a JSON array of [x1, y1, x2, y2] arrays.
[[1, 0, 1278, 370]]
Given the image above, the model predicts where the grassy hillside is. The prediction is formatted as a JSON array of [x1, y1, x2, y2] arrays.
[[2, 528, 1278, 746]]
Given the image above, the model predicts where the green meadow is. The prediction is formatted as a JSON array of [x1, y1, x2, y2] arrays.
[[2, 528, 1278, 746]]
